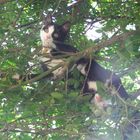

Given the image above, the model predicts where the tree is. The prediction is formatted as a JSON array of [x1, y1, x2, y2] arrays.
[[0, 0, 140, 139]]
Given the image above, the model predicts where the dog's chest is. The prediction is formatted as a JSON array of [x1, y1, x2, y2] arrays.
[[40, 25, 55, 47]]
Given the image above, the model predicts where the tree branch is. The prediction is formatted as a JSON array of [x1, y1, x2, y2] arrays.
[[0, 0, 9, 4]]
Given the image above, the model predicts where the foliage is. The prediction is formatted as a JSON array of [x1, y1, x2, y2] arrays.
[[0, 0, 140, 140]]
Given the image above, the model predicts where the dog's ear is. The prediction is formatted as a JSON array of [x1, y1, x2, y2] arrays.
[[44, 12, 52, 24], [62, 21, 71, 32]]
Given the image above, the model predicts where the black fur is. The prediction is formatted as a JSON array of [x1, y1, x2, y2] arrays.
[[50, 41, 77, 56], [76, 58, 129, 100]]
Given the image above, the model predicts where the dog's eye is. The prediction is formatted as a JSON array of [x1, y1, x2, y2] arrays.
[[44, 28, 49, 33], [53, 33, 59, 38], [43, 26, 49, 33]]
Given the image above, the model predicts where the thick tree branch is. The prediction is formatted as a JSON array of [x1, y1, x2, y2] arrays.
[[86, 31, 136, 53], [72, 31, 137, 62]]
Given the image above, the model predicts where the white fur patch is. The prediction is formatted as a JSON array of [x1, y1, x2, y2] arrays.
[[47, 59, 64, 68], [47, 59, 65, 78], [39, 56, 64, 77], [137, 95, 140, 100], [39, 57, 50, 62], [12, 73, 20, 80], [87, 81, 97, 91], [76, 64, 86, 75], [40, 25, 56, 48]]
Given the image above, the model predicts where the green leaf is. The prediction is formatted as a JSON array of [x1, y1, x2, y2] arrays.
[[51, 92, 64, 100]]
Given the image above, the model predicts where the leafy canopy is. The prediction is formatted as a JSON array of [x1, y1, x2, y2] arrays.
[[0, 0, 140, 140]]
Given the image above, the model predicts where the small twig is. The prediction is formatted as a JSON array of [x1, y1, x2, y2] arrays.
[[81, 55, 92, 95], [52, 0, 62, 15]]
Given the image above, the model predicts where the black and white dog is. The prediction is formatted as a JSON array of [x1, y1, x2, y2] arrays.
[[13, 13, 129, 100]]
